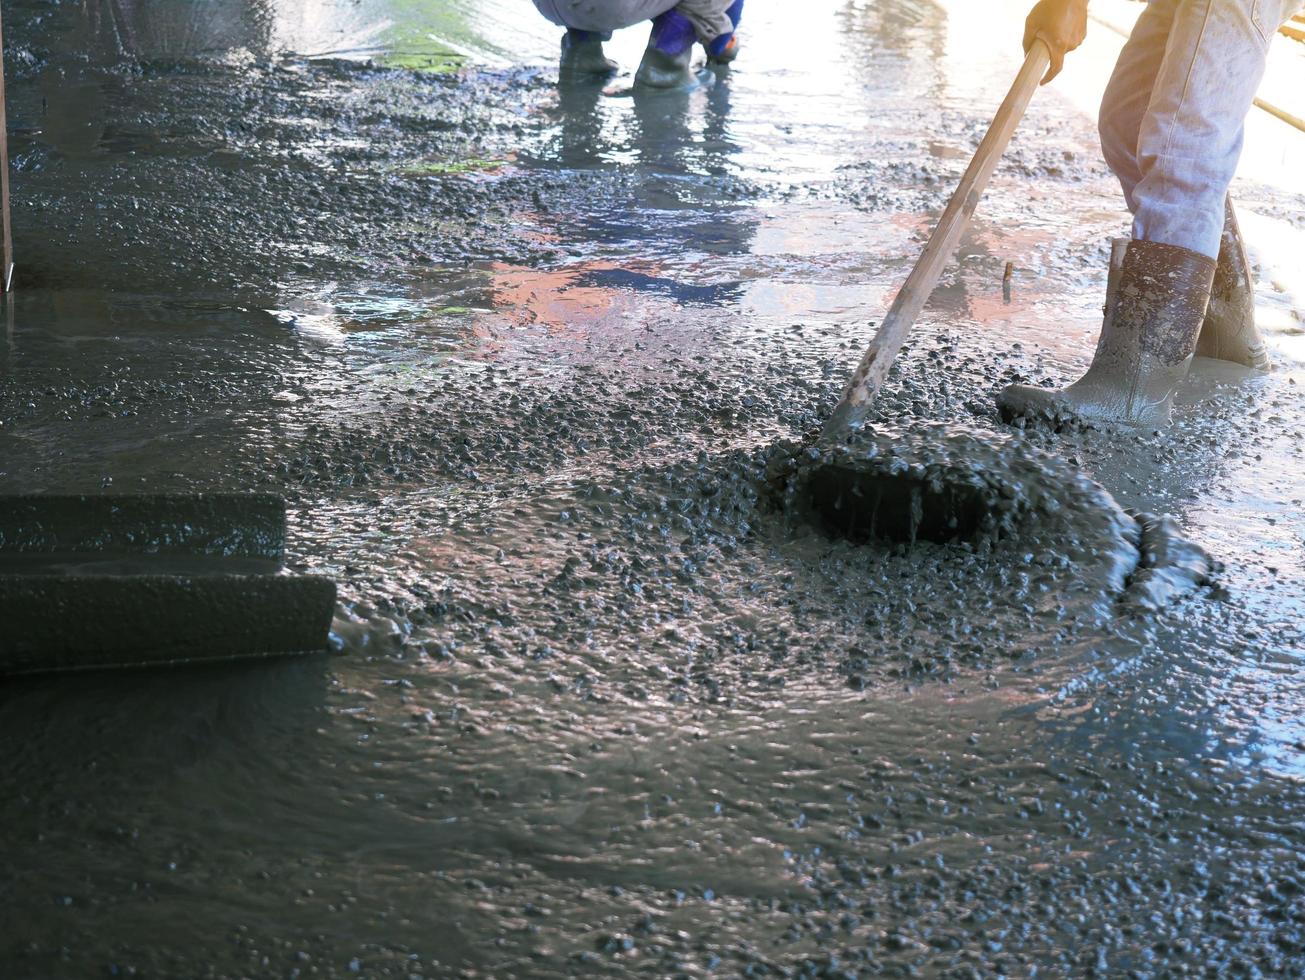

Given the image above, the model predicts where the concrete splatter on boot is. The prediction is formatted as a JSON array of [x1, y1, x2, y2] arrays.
[[635, 9, 696, 89], [998, 238, 1216, 429], [1196, 197, 1270, 370], [559, 29, 617, 79]]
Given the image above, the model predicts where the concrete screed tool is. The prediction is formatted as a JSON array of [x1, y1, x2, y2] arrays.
[[790, 40, 1054, 542]]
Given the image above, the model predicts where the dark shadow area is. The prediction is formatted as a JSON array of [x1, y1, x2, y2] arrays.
[[804, 463, 991, 544]]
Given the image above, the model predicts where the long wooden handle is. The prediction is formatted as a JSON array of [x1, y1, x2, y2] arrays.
[[821, 39, 1051, 440]]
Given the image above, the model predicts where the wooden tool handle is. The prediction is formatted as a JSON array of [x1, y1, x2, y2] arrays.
[[821, 39, 1052, 440]]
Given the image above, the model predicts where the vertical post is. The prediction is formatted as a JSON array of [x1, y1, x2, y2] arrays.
[[2, 291, 13, 364], [0, 5, 13, 292]]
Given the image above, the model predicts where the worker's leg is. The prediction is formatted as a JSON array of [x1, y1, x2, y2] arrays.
[[673, 0, 741, 59], [1097, 0, 1177, 211], [634, 0, 741, 87], [533, 0, 678, 78], [1124, 0, 1298, 367], [998, 0, 1299, 427], [997, 1, 1194, 428], [1130, 0, 1289, 259], [1099, 1, 1271, 369], [998, 237, 1215, 429], [557, 28, 619, 78], [633, 9, 696, 87], [704, 0, 744, 64]]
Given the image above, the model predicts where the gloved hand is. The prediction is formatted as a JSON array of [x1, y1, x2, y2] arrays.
[[1023, 0, 1089, 84]]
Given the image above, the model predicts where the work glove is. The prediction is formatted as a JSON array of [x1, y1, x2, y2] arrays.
[[1023, 0, 1089, 84]]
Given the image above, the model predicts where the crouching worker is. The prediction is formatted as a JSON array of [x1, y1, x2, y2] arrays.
[[1000, 0, 1302, 429], [533, 0, 743, 88]]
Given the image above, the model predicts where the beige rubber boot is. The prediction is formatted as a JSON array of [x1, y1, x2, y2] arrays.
[[1196, 197, 1270, 370], [998, 239, 1216, 429]]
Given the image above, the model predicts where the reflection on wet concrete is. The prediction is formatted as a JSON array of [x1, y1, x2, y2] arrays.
[[75, 0, 272, 60], [65, 0, 537, 66], [2, 0, 1305, 975], [574, 266, 741, 305]]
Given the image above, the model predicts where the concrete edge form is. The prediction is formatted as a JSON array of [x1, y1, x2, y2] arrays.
[[0, 494, 288, 560], [0, 573, 337, 674]]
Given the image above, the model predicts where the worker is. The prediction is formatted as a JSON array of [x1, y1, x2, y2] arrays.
[[999, 0, 1301, 428], [532, 0, 743, 88]]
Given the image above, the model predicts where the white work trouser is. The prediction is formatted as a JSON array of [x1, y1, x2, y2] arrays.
[[1099, 0, 1305, 258]]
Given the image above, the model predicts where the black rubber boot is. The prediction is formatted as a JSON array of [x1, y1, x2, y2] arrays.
[[634, 9, 696, 89], [998, 238, 1217, 429], [559, 30, 617, 80], [1196, 197, 1270, 370], [633, 45, 694, 88]]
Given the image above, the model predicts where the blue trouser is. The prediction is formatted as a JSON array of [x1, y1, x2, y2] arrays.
[[1098, 0, 1303, 258]]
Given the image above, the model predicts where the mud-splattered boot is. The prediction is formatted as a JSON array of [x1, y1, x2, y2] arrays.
[[706, 0, 744, 65], [1196, 197, 1270, 370], [998, 238, 1217, 429], [559, 29, 618, 80], [635, 9, 696, 88]]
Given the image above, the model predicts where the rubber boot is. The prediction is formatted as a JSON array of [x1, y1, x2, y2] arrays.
[[1196, 197, 1270, 370], [559, 29, 617, 79], [706, 0, 744, 65], [998, 238, 1217, 429], [635, 9, 696, 89]]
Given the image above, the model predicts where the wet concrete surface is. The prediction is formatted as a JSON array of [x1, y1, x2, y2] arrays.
[[2, 0, 1305, 976]]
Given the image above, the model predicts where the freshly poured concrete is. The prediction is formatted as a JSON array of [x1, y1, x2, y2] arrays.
[[0, 0, 1303, 977], [790, 423, 1211, 614]]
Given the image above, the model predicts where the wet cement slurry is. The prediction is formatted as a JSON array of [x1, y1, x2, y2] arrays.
[[2, 0, 1305, 976]]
